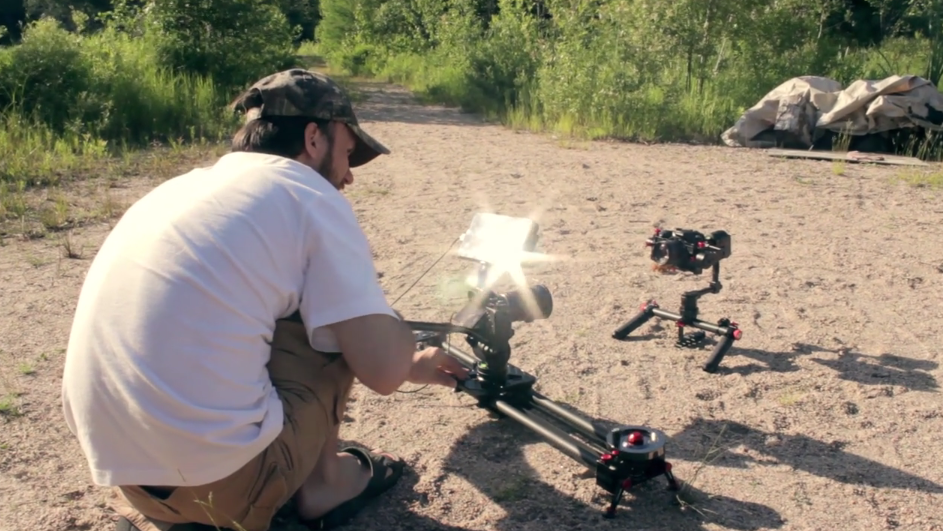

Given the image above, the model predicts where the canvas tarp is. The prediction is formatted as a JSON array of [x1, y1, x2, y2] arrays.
[[721, 75, 943, 149]]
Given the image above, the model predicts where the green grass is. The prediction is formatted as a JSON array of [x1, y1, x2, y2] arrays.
[[893, 168, 943, 188], [0, 141, 233, 240]]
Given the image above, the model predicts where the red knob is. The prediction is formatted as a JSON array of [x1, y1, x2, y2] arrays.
[[628, 431, 645, 446]]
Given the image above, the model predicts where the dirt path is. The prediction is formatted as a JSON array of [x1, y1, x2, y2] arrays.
[[2, 80, 942, 531]]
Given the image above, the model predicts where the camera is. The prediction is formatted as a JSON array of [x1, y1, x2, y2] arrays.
[[450, 212, 552, 330], [645, 228, 731, 275], [452, 284, 554, 334]]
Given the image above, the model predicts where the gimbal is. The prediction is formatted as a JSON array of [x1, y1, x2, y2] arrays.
[[402, 214, 680, 517], [612, 262, 742, 373]]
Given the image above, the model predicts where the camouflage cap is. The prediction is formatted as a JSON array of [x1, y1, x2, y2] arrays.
[[231, 69, 390, 168]]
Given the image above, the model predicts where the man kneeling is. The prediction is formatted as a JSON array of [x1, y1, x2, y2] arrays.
[[61, 69, 468, 531]]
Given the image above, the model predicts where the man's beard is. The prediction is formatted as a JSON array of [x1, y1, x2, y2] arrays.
[[315, 142, 344, 190]]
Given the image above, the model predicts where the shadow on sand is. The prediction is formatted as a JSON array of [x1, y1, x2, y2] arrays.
[[668, 417, 943, 495], [713, 342, 939, 393]]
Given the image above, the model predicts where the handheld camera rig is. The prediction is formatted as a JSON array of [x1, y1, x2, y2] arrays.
[[612, 227, 743, 373], [405, 214, 680, 518]]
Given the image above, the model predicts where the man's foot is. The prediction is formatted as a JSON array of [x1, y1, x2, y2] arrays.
[[296, 450, 372, 519], [297, 447, 405, 530]]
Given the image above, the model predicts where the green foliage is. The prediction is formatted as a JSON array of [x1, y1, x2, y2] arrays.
[[319, 0, 943, 144], [0, 18, 92, 134], [146, 0, 300, 91], [0, 14, 235, 186], [0, 0, 314, 188]]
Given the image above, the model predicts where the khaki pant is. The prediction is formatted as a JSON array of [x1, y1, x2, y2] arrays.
[[111, 318, 355, 531]]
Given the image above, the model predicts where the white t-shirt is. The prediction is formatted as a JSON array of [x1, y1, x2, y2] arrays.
[[61, 152, 397, 488]]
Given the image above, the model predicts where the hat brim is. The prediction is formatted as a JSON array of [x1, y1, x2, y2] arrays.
[[347, 123, 391, 168]]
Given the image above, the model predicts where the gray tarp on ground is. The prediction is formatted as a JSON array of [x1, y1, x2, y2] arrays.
[[721, 75, 943, 148]]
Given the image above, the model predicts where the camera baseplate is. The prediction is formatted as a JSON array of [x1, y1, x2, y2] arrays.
[[612, 262, 743, 373]]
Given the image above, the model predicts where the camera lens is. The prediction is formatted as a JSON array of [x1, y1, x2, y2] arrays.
[[502, 285, 553, 322]]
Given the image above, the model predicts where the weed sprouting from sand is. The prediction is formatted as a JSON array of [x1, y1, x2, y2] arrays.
[[0, 351, 24, 419], [893, 167, 943, 188], [0, 394, 21, 418], [673, 423, 730, 514], [60, 231, 83, 259]]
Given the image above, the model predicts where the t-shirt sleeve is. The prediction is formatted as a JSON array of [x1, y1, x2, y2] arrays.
[[298, 197, 398, 342]]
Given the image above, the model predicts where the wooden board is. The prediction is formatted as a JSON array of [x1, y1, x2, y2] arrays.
[[767, 148, 931, 167]]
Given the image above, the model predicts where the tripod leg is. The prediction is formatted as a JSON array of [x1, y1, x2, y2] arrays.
[[604, 482, 629, 518], [702, 323, 742, 373], [612, 301, 658, 340], [664, 462, 680, 490]]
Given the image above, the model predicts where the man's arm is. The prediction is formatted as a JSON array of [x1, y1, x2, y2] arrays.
[[298, 201, 415, 396], [327, 314, 415, 395]]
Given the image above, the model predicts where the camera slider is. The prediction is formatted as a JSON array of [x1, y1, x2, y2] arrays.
[[612, 262, 742, 373], [414, 333, 681, 518]]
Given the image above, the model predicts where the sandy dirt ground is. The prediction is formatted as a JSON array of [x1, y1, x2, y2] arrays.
[[2, 80, 943, 531]]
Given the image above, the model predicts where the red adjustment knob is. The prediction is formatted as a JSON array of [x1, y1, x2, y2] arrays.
[[732, 329, 743, 340], [628, 431, 645, 446]]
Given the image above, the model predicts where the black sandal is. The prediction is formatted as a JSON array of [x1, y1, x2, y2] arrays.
[[302, 446, 406, 530]]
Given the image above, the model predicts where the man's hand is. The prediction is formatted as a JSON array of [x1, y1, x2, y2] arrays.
[[408, 347, 470, 388]]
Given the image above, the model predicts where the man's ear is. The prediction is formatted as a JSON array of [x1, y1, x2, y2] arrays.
[[302, 121, 322, 160]]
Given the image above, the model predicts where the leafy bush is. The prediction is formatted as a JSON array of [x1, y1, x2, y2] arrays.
[[0, 0, 308, 187], [0, 17, 93, 134], [0, 14, 233, 147], [146, 0, 300, 91]]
